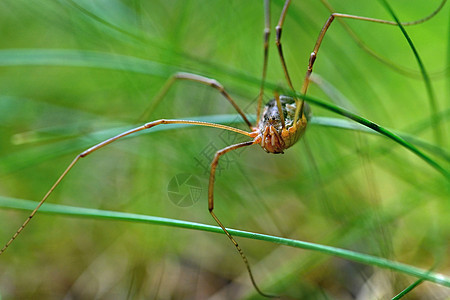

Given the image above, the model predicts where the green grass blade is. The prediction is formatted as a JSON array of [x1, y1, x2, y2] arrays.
[[378, 0, 442, 146], [290, 91, 449, 179], [0, 113, 255, 174], [391, 279, 424, 299], [0, 196, 448, 288], [3, 112, 446, 177], [0, 49, 446, 177], [63, 0, 143, 42], [0, 49, 176, 77], [311, 73, 450, 161], [312, 117, 449, 161]]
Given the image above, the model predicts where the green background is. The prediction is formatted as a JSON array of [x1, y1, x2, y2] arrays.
[[0, 0, 448, 299]]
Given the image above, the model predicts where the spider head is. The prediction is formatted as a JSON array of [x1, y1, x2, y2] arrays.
[[257, 95, 310, 154]]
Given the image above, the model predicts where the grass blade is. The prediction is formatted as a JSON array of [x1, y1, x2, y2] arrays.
[[0, 49, 446, 177], [289, 91, 449, 179], [0, 196, 449, 288], [392, 279, 424, 299], [378, 0, 443, 146], [0, 49, 175, 77]]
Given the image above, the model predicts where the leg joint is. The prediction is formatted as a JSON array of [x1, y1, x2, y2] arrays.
[[309, 52, 317, 69], [174, 72, 189, 79], [275, 26, 282, 41], [209, 79, 224, 92]]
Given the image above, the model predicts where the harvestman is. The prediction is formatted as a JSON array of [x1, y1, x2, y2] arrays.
[[1, 0, 446, 297]]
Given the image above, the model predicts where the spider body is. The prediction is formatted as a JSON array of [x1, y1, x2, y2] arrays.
[[258, 96, 310, 154]]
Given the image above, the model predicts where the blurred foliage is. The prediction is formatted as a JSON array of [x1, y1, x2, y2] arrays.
[[0, 0, 448, 299]]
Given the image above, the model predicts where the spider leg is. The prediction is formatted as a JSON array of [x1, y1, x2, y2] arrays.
[[208, 138, 275, 298], [294, 2, 447, 123], [139, 72, 253, 129], [256, 0, 271, 124], [0, 119, 253, 255], [275, 0, 294, 91], [274, 0, 305, 131], [319, 0, 447, 75]]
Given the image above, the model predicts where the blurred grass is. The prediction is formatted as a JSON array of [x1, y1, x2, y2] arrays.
[[0, 0, 448, 299]]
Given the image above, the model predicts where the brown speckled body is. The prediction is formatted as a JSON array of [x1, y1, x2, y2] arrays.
[[257, 96, 310, 154]]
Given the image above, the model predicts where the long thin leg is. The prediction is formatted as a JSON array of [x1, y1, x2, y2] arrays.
[[294, 9, 447, 123], [318, 0, 448, 77], [0, 119, 254, 255], [256, 0, 271, 124], [139, 72, 253, 129], [275, 0, 305, 132], [208, 138, 275, 298], [275, 0, 294, 91]]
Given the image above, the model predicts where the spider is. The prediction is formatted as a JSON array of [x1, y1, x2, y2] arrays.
[[0, 0, 447, 298]]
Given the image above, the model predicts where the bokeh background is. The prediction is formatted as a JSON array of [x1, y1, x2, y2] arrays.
[[0, 0, 448, 299]]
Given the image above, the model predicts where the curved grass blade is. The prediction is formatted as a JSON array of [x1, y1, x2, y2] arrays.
[[63, 0, 143, 42], [0, 113, 256, 175], [288, 90, 449, 179], [316, 0, 448, 80], [3, 111, 446, 178], [392, 279, 424, 300], [0, 196, 448, 288], [0, 49, 176, 77], [378, 0, 443, 146], [311, 117, 449, 162], [0, 49, 446, 177], [310, 73, 450, 162]]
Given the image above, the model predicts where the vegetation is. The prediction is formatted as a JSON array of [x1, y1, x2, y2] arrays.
[[0, 0, 448, 299]]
